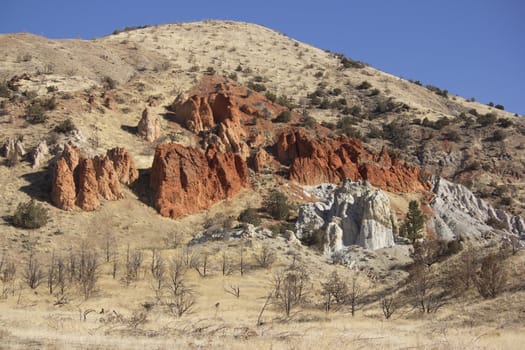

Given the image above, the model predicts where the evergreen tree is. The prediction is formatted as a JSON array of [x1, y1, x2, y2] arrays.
[[400, 200, 425, 244]]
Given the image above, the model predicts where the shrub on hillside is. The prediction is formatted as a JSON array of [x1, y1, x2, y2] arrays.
[[238, 208, 261, 226], [264, 190, 290, 220], [273, 110, 291, 123], [12, 199, 49, 229]]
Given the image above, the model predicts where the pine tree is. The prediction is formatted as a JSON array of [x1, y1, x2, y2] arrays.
[[401, 200, 425, 244]]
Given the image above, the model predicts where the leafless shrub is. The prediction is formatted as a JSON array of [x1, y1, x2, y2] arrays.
[[47, 251, 56, 294], [0, 254, 16, 298], [225, 285, 240, 298], [166, 257, 195, 317], [321, 270, 348, 312], [80, 251, 98, 300], [406, 264, 448, 313], [125, 246, 143, 284], [150, 249, 165, 299], [254, 244, 276, 269], [474, 251, 507, 299], [272, 264, 310, 316], [190, 251, 210, 277], [24, 250, 45, 289], [381, 296, 398, 319], [221, 251, 233, 276]]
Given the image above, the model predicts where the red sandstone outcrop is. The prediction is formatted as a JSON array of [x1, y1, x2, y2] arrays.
[[51, 143, 138, 211], [137, 108, 161, 142], [169, 76, 284, 160], [150, 143, 248, 219], [275, 129, 429, 193]]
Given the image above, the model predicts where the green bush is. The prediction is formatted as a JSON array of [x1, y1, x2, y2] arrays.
[[12, 199, 49, 229], [273, 110, 291, 123], [300, 228, 326, 252], [492, 130, 506, 141], [25, 103, 47, 124], [265, 190, 290, 220], [356, 81, 372, 90], [247, 82, 266, 92], [54, 118, 76, 134], [478, 113, 497, 126], [238, 208, 261, 226]]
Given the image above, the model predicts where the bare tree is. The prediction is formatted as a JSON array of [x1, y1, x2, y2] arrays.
[[272, 265, 310, 317], [80, 251, 98, 299], [320, 270, 348, 312], [348, 275, 363, 316], [224, 284, 240, 298], [166, 257, 195, 317], [190, 251, 210, 278], [125, 246, 143, 284], [24, 249, 45, 289], [406, 264, 447, 313], [254, 244, 276, 269], [54, 256, 67, 304], [47, 251, 56, 294], [381, 296, 397, 319], [221, 251, 233, 276], [475, 252, 507, 299], [150, 249, 165, 299]]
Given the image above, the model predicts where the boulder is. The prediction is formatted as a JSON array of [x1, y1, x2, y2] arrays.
[[137, 108, 161, 142], [150, 143, 248, 219], [296, 180, 396, 252], [30, 140, 49, 168], [50, 157, 76, 210]]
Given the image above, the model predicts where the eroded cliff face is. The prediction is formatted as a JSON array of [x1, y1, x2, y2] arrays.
[[51, 143, 138, 211], [275, 129, 429, 193], [429, 177, 525, 240], [149, 143, 248, 219], [296, 180, 396, 252]]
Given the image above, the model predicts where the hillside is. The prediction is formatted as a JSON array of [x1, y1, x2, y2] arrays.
[[0, 20, 524, 349]]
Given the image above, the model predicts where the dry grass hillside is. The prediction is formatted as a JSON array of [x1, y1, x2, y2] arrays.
[[0, 20, 524, 349]]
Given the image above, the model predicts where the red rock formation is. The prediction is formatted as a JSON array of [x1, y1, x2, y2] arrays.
[[169, 76, 285, 160], [51, 145, 138, 211], [106, 147, 139, 185], [275, 129, 429, 193], [50, 158, 76, 210], [137, 108, 161, 142], [76, 158, 101, 211], [150, 143, 248, 219]]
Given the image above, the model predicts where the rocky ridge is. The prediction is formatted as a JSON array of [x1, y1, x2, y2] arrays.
[[275, 129, 429, 193]]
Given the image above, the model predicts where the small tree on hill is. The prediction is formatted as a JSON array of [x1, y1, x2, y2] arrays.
[[400, 201, 425, 244], [265, 190, 291, 220]]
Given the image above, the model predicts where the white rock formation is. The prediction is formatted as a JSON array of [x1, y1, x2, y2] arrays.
[[296, 180, 396, 252], [429, 177, 524, 239], [31, 140, 49, 168]]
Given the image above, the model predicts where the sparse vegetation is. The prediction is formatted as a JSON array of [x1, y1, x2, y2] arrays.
[[273, 110, 291, 123]]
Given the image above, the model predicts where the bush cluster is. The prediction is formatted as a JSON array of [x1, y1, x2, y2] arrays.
[[13, 199, 49, 229]]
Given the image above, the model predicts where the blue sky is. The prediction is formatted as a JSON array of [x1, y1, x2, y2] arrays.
[[2, 0, 524, 114]]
